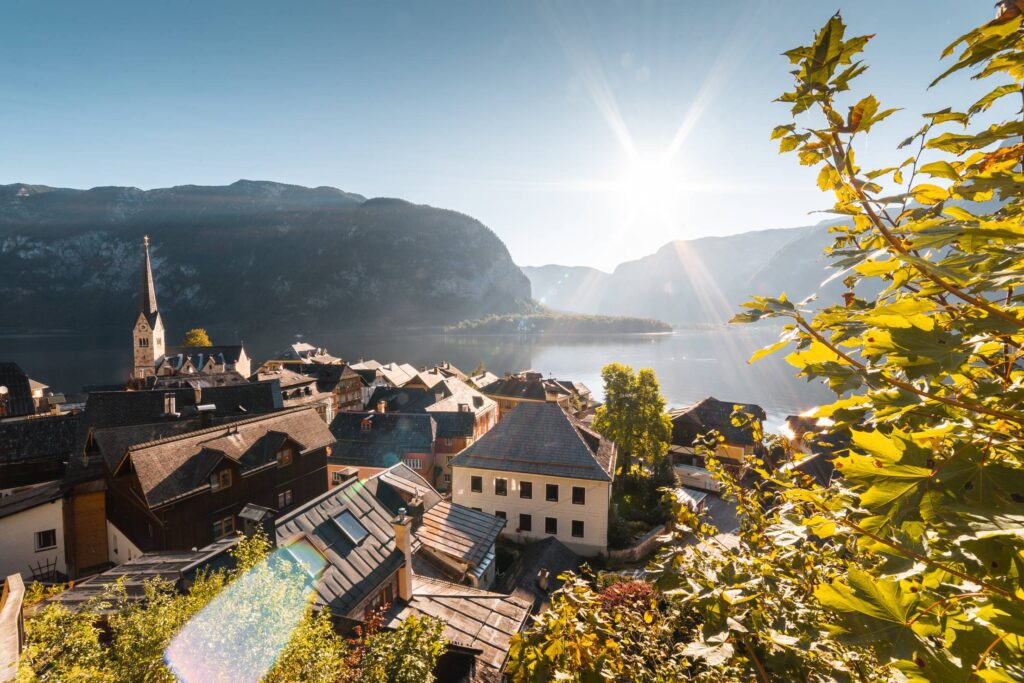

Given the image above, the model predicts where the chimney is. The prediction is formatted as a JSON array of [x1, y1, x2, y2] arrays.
[[163, 392, 178, 417], [392, 508, 414, 601], [473, 396, 483, 408], [537, 568, 550, 591], [377, 400, 387, 414]]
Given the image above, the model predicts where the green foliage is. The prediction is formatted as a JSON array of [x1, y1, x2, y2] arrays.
[[593, 363, 673, 476], [448, 311, 672, 335], [181, 327, 212, 346], [511, 9, 1024, 682], [17, 532, 447, 682]]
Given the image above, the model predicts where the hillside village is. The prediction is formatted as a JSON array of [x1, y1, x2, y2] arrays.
[[0, 237, 828, 681]]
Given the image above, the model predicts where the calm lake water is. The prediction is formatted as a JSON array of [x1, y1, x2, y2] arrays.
[[0, 325, 832, 429]]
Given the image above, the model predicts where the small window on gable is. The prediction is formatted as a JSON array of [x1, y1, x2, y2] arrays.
[[333, 510, 369, 545], [210, 469, 232, 492], [277, 446, 294, 467], [361, 418, 372, 432]]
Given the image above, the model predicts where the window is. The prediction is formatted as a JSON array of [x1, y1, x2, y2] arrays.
[[471, 476, 482, 493], [442, 473, 451, 484], [572, 486, 586, 505], [495, 477, 508, 496], [360, 418, 372, 432], [546, 484, 559, 502], [332, 471, 345, 484], [277, 489, 293, 509], [34, 529, 57, 551], [471, 507, 482, 512], [545, 517, 557, 535], [333, 510, 369, 545], [572, 520, 585, 538], [520, 481, 533, 499], [495, 510, 506, 520], [446, 455, 455, 464], [209, 469, 231, 492], [443, 437, 453, 447], [277, 446, 294, 467], [213, 515, 235, 540], [403, 458, 423, 470], [519, 513, 532, 532], [138, 337, 148, 347]]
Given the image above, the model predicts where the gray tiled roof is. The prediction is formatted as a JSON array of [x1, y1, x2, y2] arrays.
[[0, 480, 64, 520], [0, 414, 78, 467], [275, 477, 412, 618], [494, 537, 581, 614], [328, 412, 436, 469], [449, 402, 615, 482]]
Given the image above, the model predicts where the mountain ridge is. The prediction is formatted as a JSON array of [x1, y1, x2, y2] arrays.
[[0, 180, 532, 335]]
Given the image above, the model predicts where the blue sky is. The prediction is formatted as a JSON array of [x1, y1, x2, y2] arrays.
[[0, 1, 1003, 270]]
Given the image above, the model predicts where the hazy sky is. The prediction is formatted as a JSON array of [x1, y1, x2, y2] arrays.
[[0, 1, 1003, 270]]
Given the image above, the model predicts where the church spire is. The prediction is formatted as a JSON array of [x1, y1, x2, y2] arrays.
[[139, 235, 158, 316]]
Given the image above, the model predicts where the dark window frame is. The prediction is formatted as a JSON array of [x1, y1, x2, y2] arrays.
[[545, 517, 557, 535], [520, 481, 533, 499], [495, 477, 508, 496], [546, 484, 559, 502], [572, 486, 586, 505], [519, 513, 532, 532], [471, 475, 482, 493]]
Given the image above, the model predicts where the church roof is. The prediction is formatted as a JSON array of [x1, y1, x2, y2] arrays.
[[139, 235, 159, 319]]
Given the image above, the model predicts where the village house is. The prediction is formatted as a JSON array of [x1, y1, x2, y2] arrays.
[[263, 342, 342, 370], [0, 477, 109, 583], [366, 377, 498, 490], [327, 412, 437, 486], [668, 396, 766, 491], [102, 406, 333, 553], [250, 367, 334, 422], [308, 363, 365, 412], [479, 370, 591, 420], [450, 402, 616, 557], [0, 414, 78, 492], [276, 469, 529, 681]]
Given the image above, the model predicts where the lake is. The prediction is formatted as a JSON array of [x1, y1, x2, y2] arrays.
[[0, 325, 832, 429]]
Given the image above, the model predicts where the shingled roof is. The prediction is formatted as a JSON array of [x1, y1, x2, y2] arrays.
[[418, 501, 505, 568], [386, 576, 531, 681], [449, 402, 615, 481], [123, 407, 334, 509], [275, 476, 411, 617], [0, 414, 78, 469], [669, 397, 766, 448], [329, 412, 436, 469]]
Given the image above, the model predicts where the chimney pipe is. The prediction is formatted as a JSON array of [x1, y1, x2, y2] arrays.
[[393, 508, 414, 602]]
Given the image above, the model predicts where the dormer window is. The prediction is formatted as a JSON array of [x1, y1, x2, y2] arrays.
[[277, 446, 295, 467], [361, 418, 372, 432]]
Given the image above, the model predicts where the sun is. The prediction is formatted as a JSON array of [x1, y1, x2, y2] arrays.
[[615, 155, 687, 218]]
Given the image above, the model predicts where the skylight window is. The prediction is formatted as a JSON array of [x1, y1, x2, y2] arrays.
[[332, 510, 369, 545]]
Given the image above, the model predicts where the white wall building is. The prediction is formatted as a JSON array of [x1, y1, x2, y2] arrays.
[[0, 482, 67, 582], [449, 402, 616, 557]]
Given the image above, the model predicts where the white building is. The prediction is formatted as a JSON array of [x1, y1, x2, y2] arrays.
[[449, 402, 616, 557], [0, 482, 67, 582]]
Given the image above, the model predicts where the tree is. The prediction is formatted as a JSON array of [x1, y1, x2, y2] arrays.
[[181, 328, 212, 347], [592, 363, 672, 476], [510, 10, 1024, 681]]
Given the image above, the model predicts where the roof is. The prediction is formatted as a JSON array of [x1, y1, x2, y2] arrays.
[[386, 576, 531, 680], [310, 363, 363, 393], [328, 412, 436, 469], [275, 477, 409, 617], [450, 402, 615, 482], [35, 537, 238, 614], [149, 372, 251, 390], [162, 345, 248, 369], [434, 362, 467, 381], [479, 373, 553, 402], [274, 342, 341, 365], [0, 480, 64, 520], [252, 367, 316, 390], [126, 407, 334, 509], [0, 362, 35, 417], [418, 501, 505, 568], [365, 463, 444, 512], [494, 537, 581, 613], [82, 382, 282, 427], [669, 396, 767, 447], [366, 379, 492, 438], [138, 236, 158, 317], [0, 414, 78, 467], [90, 419, 211, 474]]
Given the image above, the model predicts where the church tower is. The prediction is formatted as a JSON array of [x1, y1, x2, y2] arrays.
[[132, 236, 166, 381]]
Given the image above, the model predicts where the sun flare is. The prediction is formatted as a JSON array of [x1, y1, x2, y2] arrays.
[[615, 155, 688, 218]]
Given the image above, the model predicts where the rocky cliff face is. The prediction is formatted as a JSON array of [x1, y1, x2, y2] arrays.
[[0, 181, 532, 334], [523, 223, 843, 325]]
